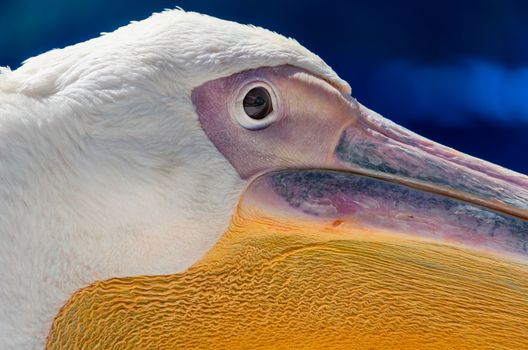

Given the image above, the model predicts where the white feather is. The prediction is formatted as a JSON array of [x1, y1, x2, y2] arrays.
[[0, 9, 343, 349]]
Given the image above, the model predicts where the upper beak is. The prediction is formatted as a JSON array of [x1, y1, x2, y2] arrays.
[[329, 102, 528, 221]]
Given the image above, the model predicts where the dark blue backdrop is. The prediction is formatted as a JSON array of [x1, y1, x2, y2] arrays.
[[1, 0, 527, 173]]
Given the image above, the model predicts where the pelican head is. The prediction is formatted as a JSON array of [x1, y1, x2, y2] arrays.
[[0, 9, 527, 350]]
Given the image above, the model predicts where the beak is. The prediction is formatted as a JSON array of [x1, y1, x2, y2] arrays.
[[246, 98, 528, 260], [330, 102, 528, 222]]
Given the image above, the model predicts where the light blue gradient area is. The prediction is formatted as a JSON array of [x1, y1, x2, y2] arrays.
[[370, 59, 528, 125]]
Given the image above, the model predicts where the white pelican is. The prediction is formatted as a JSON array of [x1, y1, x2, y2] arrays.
[[0, 9, 527, 350]]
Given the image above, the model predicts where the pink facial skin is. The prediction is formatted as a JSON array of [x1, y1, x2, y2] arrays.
[[193, 66, 351, 178], [191, 65, 528, 258]]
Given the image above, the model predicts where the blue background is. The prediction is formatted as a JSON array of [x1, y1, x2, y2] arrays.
[[1, 0, 527, 173]]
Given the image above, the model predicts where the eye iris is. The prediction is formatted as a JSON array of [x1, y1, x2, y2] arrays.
[[243, 87, 273, 120]]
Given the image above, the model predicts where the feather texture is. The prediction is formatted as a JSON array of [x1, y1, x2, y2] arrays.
[[0, 9, 343, 349]]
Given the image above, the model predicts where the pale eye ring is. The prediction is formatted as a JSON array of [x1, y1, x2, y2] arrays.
[[232, 81, 280, 130]]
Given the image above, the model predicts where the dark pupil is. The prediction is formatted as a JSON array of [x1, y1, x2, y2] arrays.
[[243, 87, 273, 120]]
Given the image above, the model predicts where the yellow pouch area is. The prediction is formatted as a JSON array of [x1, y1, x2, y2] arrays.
[[47, 206, 528, 350]]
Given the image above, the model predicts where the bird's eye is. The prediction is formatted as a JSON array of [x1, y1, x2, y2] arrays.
[[243, 87, 273, 120], [232, 82, 280, 130]]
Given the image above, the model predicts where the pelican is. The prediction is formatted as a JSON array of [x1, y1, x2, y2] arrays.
[[1, 9, 527, 350]]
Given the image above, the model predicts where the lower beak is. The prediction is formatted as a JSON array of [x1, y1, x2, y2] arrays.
[[244, 168, 528, 261]]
